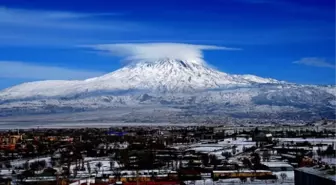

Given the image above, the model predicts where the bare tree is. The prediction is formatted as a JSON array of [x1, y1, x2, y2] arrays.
[[96, 162, 103, 174], [280, 173, 287, 183], [262, 150, 270, 162]]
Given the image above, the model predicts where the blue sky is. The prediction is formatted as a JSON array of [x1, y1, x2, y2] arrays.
[[0, 0, 334, 89]]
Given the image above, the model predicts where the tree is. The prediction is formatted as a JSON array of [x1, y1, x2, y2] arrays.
[[324, 145, 335, 157], [242, 158, 252, 169], [23, 161, 29, 170], [17, 169, 34, 183], [50, 159, 57, 167], [232, 145, 237, 155], [262, 150, 270, 162], [37, 143, 47, 155], [232, 162, 239, 172], [280, 173, 287, 182], [251, 153, 261, 170], [4, 161, 11, 169], [41, 167, 57, 176], [222, 152, 232, 160], [21, 170, 35, 179], [73, 168, 78, 178], [96, 162, 103, 173], [26, 143, 35, 155], [109, 153, 116, 169], [110, 160, 114, 171], [240, 177, 247, 183], [201, 154, 209, 166], [209, 155, 220, 169], [113, 166, 122, 181], [30, 160, 46, 172]]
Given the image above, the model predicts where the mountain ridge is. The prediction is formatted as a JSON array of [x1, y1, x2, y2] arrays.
[[0, 58, 282, 100], [0, 58, 334, 122]]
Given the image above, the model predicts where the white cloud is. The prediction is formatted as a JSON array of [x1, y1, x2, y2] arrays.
[[293, 57, 335, 69], [89, 43, 240, 65], [0, 61, 104, 80], [0, 7, 129, 30], [0, 7, 144, 46]]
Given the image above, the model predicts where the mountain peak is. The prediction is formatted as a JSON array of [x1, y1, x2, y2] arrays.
[[0, 58, 281, 100], [88, 58, 281, 93], [0, 43, 334, 122], [127, 58, 206, 68]]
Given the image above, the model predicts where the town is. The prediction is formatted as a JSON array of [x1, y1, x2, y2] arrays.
[[0, 121, 335, 185]]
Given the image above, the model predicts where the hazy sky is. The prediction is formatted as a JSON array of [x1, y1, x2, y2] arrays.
[[0, 0, 334, 89]]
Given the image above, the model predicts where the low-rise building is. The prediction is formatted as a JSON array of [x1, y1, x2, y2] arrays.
[[295, 166, 336, 185]]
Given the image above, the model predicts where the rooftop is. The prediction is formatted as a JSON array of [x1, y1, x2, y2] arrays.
[[296, 166, 336, 182], [261, 162, 293, 168]]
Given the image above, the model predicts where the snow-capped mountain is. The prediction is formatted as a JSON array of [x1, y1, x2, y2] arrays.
[[0, 58, 334, 122], [0, 58, 280, 100]]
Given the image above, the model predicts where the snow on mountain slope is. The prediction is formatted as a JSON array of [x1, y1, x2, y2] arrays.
[[240, 74, 280, 84], [0, 42, 334, 122], [0, 58, 281, 100], [1, 84, 334, 121]]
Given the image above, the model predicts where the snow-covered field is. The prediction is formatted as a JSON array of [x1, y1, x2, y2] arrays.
[[185, 179, 294, 185], [10, 156, 51, 168], [186, 137, 256, 160], [0, 156, 52, 176], [276, 138, 336, 144]]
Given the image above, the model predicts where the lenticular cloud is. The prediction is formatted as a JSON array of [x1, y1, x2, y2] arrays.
[[90, 43, 240, 65]]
